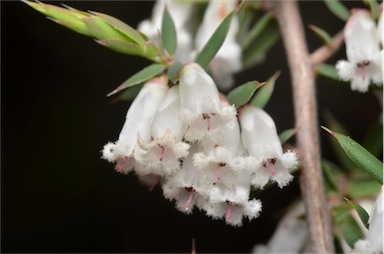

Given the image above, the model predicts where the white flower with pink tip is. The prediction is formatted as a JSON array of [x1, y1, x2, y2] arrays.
[[336, 9, 383, 92], [239, 106, 298, 189]]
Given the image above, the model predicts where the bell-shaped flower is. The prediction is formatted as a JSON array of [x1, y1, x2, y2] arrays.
[[336, 9, 383, 92], [201, 179, 262, 226], [137, 0, 194, 63], [101, 76, 169, 174], [135, 85, 190, 176], [162, 143, 207, 214], [179, 62, 237, 143], [353, 187, 383, 253], [239, 106, 298, 189], [193, 118, 249, 189], [195, 0, 241, 89]]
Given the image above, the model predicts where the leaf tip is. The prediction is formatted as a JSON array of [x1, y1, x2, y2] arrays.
[[321, 125, 336, 137]]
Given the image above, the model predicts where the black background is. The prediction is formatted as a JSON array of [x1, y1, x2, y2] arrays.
[[2, 0, 381, 253]]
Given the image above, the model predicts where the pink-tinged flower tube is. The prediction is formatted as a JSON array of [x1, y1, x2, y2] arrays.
[[162, 143, 206, 214], [135, 85, 190, 177], [137, 0, 194, 63], [239, 106, 298, 189], [101, 76, 168, 174], [336, 9, 383, 92], [195, 0, 241, 89], [179, 62, 237, 143]]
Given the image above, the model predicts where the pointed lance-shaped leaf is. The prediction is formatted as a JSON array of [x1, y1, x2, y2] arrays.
[[23, 1, 92, 36], [96, 39, 143, 56], [279, 128, 296, 145], [241, 13, 273, 50], [243, 17, 280, 68], [322, 126, 383, 184], [84, 16, 130, 41], [107, 64, 166, 97], [167, 62, 183, 84], [195, 10, 236, 68], [322, 159, 343, 192], [324, 0, 350, 21], [250, 71, 280, 108], [227, 81, 264, 107], [344, 197, 370, 229], [89, 11, 146, 46], [309, 24, 333, 47], [325, 114, 356, 171], [161, 6, 177, 55]]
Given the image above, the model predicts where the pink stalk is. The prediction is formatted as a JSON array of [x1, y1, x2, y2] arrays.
[[118, 156, 129, 173]]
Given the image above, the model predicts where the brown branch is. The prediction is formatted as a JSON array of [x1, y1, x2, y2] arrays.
[[310, 31, 345, 66], [274, 1, 334, 253]]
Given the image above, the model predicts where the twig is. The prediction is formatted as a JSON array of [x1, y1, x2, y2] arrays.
[[310, 31, 344, 66], [274, 1, 334, 253]]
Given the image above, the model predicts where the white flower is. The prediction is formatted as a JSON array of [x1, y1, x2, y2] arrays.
[[137, 0, 194, 63], [162, 143, 206, 214], [179, 62, 237, 143], [101, 76, 168, 174], [239, 106, 298, 189], [195, 0, 241, 89], [193, 119, 249, 189], [336, 9, 383, 92], [252, 203, 310, 253], [135, 85, 190, 176], [353, 186, 383, 253]]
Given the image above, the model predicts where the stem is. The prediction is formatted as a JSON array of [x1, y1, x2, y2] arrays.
[[310, 31, 344, 66], [274, 1, 334, 253]]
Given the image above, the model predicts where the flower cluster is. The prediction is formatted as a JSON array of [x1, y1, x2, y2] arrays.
[[138, 0, 242, 89], [102, 63, 298, 226], [336, 9, 383, 92]]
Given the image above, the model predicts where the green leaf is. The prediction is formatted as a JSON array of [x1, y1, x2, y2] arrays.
[[324, 0, 350, 21], [167, 62, 184, 84], [322, 159, 342, 192], [316, 64, 340, 80], [364, 0, 380, 19], [362, 122, 383, 158], [195, 11, 235, 68], [90, 11, 146, 45], [161, 7, 177, 55], [143, 42, 162, 61], [241, 13, 272, 50], [96, 39, 143, 56], [326, 115, 356, 171], [309, 24, 333, 47], [227, 81, 264, 107], [342, 215, 365, 248], [333, 204, 352, 227], [243, 18, 280, 68], [344, 197, 370, 228], [322, 126, 383, 184], [250, 71, 280, 108], [84, 16, 128, 41], [237, 7, 253, 43], [107, 64, 165, 97], [23, 1, 92, 36], [279, 128, 296, 145], [119, 84, 144, 101], [347, 178, 381, 199]]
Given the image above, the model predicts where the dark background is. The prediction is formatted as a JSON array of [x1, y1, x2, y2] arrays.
[[2, 1, 381, 253]]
